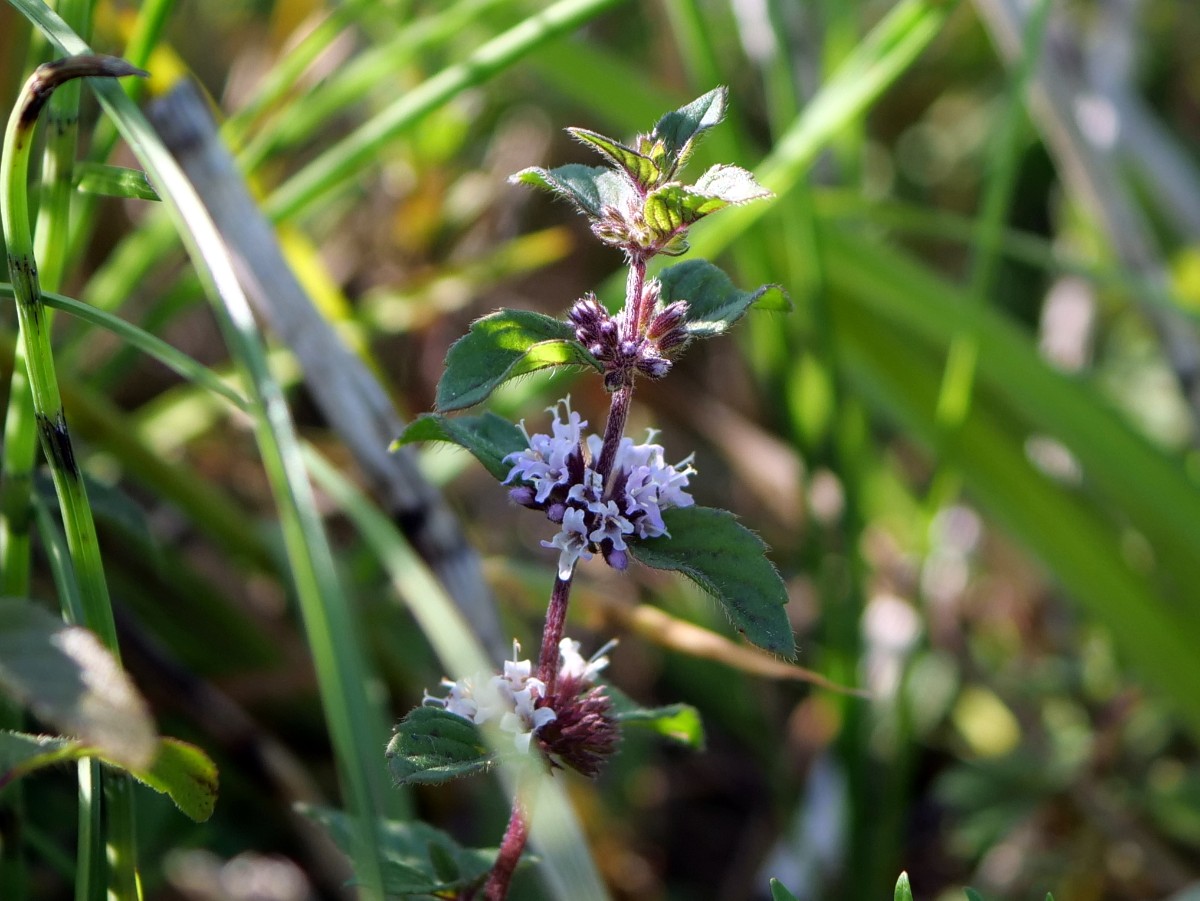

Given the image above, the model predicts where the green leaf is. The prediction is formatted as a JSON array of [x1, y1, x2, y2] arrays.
[[300, 804, 504, 895], [627, 507, 795, 658], [963, 890, 985, 901], [0, 732, 218, 822], [657, 259, 790, 338], [895, 872, 915, 901], [692, 164, 771, 205], [0, 599, 156, 770], [135, 738, 219, 823], [643, 183, 729, 237], [568, 127, 661, 188], [72, 162, 159, 201], [385, 706, 492, 785], [770, 879, 801, 901], [613, 700, 705, 749], [435, 309, 601, 412], [392, 412, 527, 482], [509, 163, 635, 218], [652, 85, 727, 176]]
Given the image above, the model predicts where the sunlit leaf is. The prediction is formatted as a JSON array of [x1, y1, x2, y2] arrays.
[[393, 412, 527, 482], [896, 872, 915, 901], [627, 507, 794, 658], [435, 309, 600, 412], [771, 879, 801, 901], [509, 163, 634, 218], [612, 699, 704, 749], [0, 731, 217, 822], [652, 86, 727, 176], [568, 127, 661, 188], [657, 259, 790, 338], [0, 599, 156, 770]]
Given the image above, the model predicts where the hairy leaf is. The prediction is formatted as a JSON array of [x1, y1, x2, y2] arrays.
[[567, 127, 661, 188], [657, 259, 790, 338], [0, 599, 156, 769], [509, 163, 634, 218], [652, 86, 728, 176], [627, 507, 794, 657], [386, 706, 492, 785], [300, 804, 503, 895], [0, 731, 218, 822], [692, 164, 771, 205], [393, 412, 527, 482], [435, 309, 600, 412]]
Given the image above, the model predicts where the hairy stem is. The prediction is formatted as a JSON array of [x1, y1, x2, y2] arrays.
[[482, 792, 530, 901], [537, 575, 573, 690]]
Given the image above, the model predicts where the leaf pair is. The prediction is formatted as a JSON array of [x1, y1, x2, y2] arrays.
[[511, 87, 771, 255], [417, 259, 788, 415]]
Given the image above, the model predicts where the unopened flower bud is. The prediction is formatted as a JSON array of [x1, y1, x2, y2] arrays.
[[636, 356, 671, 379], [604, 546, 629, 572], [509, 485, 539, 508], [546, 502, 567, 523], [647, 300, 688, 340]]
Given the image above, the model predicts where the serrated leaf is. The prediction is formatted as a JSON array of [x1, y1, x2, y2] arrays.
[[770, 879, 801, 901], [692, 164, 772, 205], [627, 507, 794, 657], [386, 706, 492, 786], [72, 162, 159, 201], [509, 163, 635, 218], [392, 412, 527, 482], [567, 127, 662, 188], [895, 872, 915, 901], [657, 259, 790, 339], [615, 702, 705, 749], [435, 309, 600, 412], [652, 86, 728, 176], [0, 599, 156, 770], [300, 804, 502, 895], [0, 731, 218, 822]]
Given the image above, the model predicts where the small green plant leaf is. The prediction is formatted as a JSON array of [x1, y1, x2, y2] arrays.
[[613, 700, 705, 749], [435, 309, 601, 412], [385, 706, 492, 786], [652, 86, 728, 177], [770, 879, 801, 901], [392, 412, 527, 482], [643, 183, 729, 237], [0, 731, 218, 822], [568, 127, 661, 188], [509, 163, 635, 218], [0, 598, 156, 770], [963, 890, 985, 901], [299, 804, 504, 895], [135, 738, 219, 823], [896, 872, 915, 901], [72, 162, 159, 201], [627, 507, 794, 658], [657, 259, 790, 339], [692, 164, 772, 205]]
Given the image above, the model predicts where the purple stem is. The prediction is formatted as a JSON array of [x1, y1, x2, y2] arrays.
[[537, 574, 573, 691], [482, 794, 529, 901]]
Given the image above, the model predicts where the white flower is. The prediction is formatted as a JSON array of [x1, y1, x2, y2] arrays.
[[423, 641, 557, 754], [558, 638, 613, 684]]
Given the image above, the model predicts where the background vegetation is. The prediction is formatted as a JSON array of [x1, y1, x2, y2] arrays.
[[2, 0, 1200, 899]]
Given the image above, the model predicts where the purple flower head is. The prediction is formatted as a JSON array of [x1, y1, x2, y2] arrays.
[[505, 400, 695, 578], [535, 638, 620, 778]]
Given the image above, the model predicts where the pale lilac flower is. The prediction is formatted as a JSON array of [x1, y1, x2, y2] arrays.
[[507, 400, 695, 575]]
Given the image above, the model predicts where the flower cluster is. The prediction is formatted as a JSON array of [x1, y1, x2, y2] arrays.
[[423, 638, 618, 777], [504, 399, 696, 579], [568, 283, 690, 391]]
